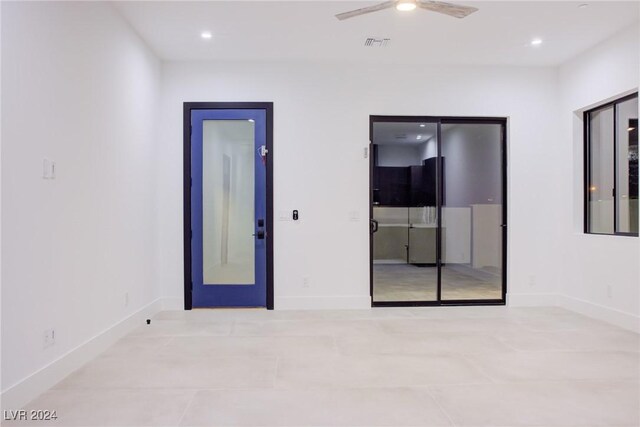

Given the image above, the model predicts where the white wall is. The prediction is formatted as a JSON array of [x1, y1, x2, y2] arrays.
[[158, 61, 562, 309], [1, 1, 162, 407], [442, 124, 503, 207], [0, 0, 636, 413], [376, 144, 423, 167], [421, 137, 437, 161], [0, 0, 4, 403], [557, 24, 640, 330]]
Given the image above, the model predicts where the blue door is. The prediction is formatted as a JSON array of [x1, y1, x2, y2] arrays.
[[191, 109, 267, 307]]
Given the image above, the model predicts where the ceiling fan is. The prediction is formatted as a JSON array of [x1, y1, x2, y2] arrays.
[[335, 0, 478, 21]]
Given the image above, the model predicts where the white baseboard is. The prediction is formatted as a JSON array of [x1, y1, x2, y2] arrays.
[[160, 294, 372, 311], [0, 297, 166, 411], [161, 296, 184, 311], [275, 295, 371, 310], [556, 294, 640, 333], [507, 293, 639, 332], [506, 293, 558, 306]]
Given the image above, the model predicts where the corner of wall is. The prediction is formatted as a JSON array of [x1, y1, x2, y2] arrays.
[[1, 1, 165, 409], [557, 294, 640, 333], [555, 23, 640, 331], [0, 298, 165, 412]]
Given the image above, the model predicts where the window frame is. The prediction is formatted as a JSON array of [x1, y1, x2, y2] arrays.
[[584, 92, 639, 237]]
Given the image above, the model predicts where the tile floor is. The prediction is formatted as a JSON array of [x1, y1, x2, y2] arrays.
[[8, 306, 640, 426], [373, 264, 502, 301]]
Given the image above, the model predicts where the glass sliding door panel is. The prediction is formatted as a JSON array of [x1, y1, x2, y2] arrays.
[[202, 119, 255, 285], [588, 107, 615, 234], [440, 123, 503, 300], [615, 98, 638, 234], [372, 121, 438, 302]]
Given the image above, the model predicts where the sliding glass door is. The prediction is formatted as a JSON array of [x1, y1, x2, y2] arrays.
[[440, 122, 504, 302], [371, 121, 439, 302], [370, 117, 506, 306]]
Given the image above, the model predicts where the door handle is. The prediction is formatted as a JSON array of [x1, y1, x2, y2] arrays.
[[253, 218, 266, 239], [370, 219, 379, 233]]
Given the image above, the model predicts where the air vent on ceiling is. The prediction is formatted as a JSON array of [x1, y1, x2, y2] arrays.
[[364, 37, 390, 48], [394, 134, 408, 140]]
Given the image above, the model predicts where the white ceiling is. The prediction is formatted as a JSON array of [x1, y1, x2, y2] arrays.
[[114, 1, 639, 66], [373, 122, 437, 145]]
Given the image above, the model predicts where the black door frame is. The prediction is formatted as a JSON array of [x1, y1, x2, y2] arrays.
[[369, 115, 508, 307], [183, 102, 274, 310]]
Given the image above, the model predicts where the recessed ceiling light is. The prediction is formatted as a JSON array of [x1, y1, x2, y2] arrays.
[[578, 3, 589, 9], [396, 0, 417, 12], [419, 124, 426, 128], [201, 31, 213, 40], [531, 38, 543, 46], [416, 135, 422, 140]]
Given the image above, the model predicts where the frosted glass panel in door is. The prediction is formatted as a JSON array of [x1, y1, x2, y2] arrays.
[[202, 120, 255, 285]]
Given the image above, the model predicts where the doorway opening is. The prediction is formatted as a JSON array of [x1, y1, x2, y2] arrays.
[[183, 102, 274, 310], [370, 116, 507, 306]]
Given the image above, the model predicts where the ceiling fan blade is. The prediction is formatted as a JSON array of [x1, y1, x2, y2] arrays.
[[335, 1, 396, 21], [417, 0, 478, 18]]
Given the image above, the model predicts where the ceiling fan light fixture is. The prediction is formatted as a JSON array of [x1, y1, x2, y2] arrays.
[[396, 0, 417, 12], [335, 0, 477, 21]]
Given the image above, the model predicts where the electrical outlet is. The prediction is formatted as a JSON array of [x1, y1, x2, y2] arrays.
[[348, 210, 359, 222], [43, 329, 56, 348], [606, 285, 613, 299], [302, 277, 310, 288]]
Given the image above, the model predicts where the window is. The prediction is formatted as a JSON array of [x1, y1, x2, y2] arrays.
[[585, 93, 638, 236]]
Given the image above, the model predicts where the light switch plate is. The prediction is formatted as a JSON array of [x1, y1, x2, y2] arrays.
[[43, 329, 56, 348], [43, 159, 56, 179], [278, 211, 291, 221]]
